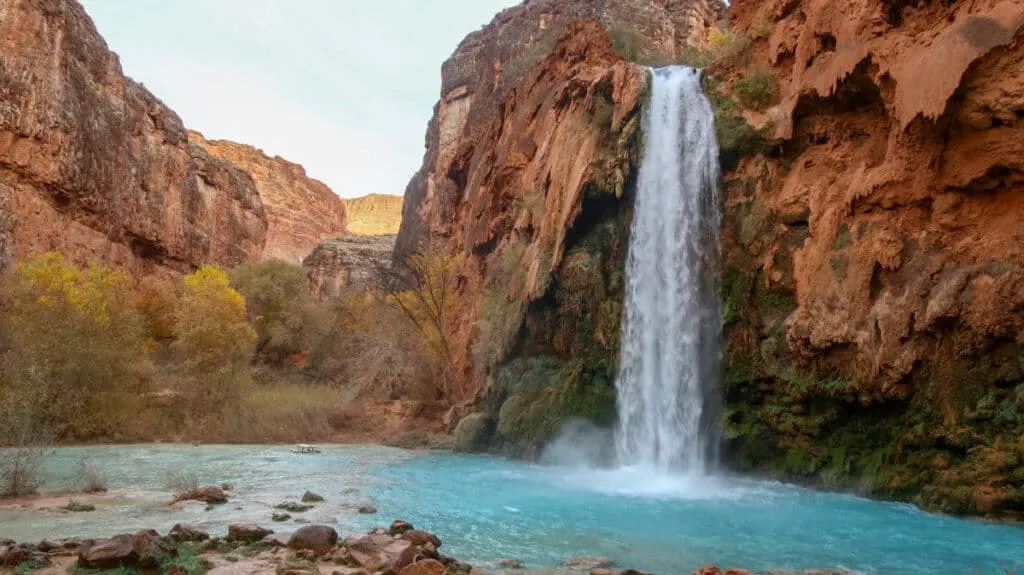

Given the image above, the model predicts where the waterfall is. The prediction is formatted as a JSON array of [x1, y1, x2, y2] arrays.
[[614, 66, 723, 474]]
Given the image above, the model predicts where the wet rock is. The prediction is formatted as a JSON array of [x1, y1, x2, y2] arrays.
[[398, 559, 446, 575], [77, 535, 137, 568], [693, 567, 752, 575], [169, 524, 210, 543], [301, 491, 324, 503], [565, 556, 614, 570], [357, 504, 377, 514], [497, 557, 522, 568], [452, 413, 494, 452], [591, 569, 613, 575], [276, 502, 314, 513], [288, 525, 339, 555], [400, 530, 441, 548], [273, 513, 292, 522], [295, 518, 310, 524], [173, 485, 228, 505], [227, 524, 273, 544], [389, 520, 415, 535]]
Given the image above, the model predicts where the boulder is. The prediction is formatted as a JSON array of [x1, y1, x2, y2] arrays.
[[226, 524, 273, 543], [169, 524, 210, 543], [288, 525, 339, 555], [400, 530, 441, 548], [357, 504, 377, 514], [301, 491, 324, 503], [497, 557, 522, 568], [398, 559, 446, 575], [276, 502, 314, 513], [345, 533, 418, 572], [389, 520, 415, 535], [590, 570, 612, 575], [273, 513, 292, 522], [77, 535, 137, 568], [452, 413, 494, 452], [133, 530, 176, 568], [564, 556, 613, 570], [36, 540, 58, 553]]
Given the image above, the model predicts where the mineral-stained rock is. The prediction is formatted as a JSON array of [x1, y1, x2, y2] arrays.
[[717, 0, 1024, 518], [287, 525, 338, 555], [0, 0, 267, 275], [226, 524, 273, 544], [190, 132, 347, 264], [302, 235, 396, 298]]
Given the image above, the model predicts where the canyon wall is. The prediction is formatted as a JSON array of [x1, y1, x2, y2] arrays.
[[0, 0, 267, 275], [190, 132, 349, 264], [342, 194, 403, 236], [716, 0, 1024, 517], [397, 0, 726, 455]]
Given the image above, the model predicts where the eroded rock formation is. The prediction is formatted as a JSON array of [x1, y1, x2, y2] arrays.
[[303, 235, 396, 299], [190, 132, 348, 264], [717, 0, 1024, 517], [0, 0, 267, 275]]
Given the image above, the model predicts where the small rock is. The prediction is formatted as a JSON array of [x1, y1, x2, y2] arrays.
[[301, 491, 324, 503], [36, 540, 58, 553], [497, 557, 522, 568], [263, 533, 292, 547], [276, 502, 314, 513], [565, 556, 613, 570], [389, 520, 414, 535], [225, 555, 240, 563], [331, 568, 370, 575], [226, 524, 273, 544], [398, 559, 446, 575], [172, 485, 228, 505], [62, 500, 96, 512], [288, 525, 339, 555], [294, 518, 310, 524], [357, 504, 377, 514], [169, 524, 209, 543], [272, 513, 292, 522], [591, 569, 613, 575]]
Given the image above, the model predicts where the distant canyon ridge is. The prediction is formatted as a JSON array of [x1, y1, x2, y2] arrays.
[[0, 0, 401, 280]]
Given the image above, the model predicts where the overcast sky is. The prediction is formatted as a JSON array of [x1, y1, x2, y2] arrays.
[[81, 0, 519, 198]]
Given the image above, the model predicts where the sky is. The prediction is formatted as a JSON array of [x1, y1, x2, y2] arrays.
[[80, 0, 519, 199]]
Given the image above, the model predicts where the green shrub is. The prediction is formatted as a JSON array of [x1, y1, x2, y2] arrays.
[[734, 67, 778, 110]]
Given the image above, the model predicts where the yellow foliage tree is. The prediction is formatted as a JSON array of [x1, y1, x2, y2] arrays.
[[0, 252, 150, 439], [173, 266, 256, 410], [379, 244, 466, 404]]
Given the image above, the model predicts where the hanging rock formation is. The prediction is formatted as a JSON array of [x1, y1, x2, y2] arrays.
[[0, 0, 267, 275], [397, 0, 725, 456], [716, 0, 1024, 517], [190, 132, 349, 264]]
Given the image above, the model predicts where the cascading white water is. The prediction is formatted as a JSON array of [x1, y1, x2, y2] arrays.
[[614, 66, 723, 474]]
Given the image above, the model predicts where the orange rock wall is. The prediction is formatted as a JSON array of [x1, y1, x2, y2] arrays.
[[719, 0, 1024, 516], [0, 0, 267, 275]]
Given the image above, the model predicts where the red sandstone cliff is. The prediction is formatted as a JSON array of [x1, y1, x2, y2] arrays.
[[717, 0, 1024, 516], [0, 0, 267, 275], [190, 132, 349, 264]]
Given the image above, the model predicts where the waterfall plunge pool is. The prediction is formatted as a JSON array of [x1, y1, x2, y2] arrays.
[[1, 444, 1022, 575]]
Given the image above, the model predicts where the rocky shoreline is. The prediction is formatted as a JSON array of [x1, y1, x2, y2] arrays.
[[0, 519, 770, 575]]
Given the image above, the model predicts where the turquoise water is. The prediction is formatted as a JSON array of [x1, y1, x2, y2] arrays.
[[1, 445, 1022, 574]]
